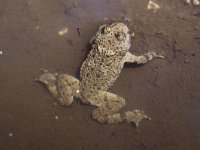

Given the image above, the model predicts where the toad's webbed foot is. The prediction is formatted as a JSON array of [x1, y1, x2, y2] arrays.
[[125, 110, 151, 127]]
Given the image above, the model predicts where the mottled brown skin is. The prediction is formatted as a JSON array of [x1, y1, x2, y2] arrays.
[[80, 23, 131, 104], [37, 22, 164, 126]]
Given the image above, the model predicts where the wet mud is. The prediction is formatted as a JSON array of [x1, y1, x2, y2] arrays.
[[0, 0, 200, 150]]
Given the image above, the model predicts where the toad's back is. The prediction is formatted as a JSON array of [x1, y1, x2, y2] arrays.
[[79, 48, 125, 94], [79, 22, 131, 98]]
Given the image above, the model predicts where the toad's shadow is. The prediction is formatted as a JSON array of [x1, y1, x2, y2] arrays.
[[124, 62, 143, 68], [75, 43, 92, 78]]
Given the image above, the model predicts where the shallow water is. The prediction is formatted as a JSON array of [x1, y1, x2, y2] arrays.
[[0, 0, 200, 150]]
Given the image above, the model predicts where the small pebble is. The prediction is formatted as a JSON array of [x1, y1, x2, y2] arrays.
[[35, 25, 40, 30], [0, 51, 2, 55], [9, 133, 13, 137], [103, 17, 108, 20], [147, 1, 161, 13], [184, 59, 189, 64], [194, 26, 199, 30], [58, 27, 68, 36], [186, 0, 191, 3], [131, 32, 135, 37], [77, 28, 81, 36], [186, 0, 200, 5], [55, 115, 59, 120], [193, 0, 200, 5]]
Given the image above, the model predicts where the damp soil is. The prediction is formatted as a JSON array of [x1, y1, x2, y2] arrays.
[[0, 0, 200, 150]]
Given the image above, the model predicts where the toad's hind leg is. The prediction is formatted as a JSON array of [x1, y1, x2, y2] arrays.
[[56, 74, 80, 106], [36, 69, 79, 106], [91, 92, 151, 126]]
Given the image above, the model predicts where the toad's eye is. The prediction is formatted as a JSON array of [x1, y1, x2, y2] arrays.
[[115, 32, 126, 41], [103, 26, 111, 34]]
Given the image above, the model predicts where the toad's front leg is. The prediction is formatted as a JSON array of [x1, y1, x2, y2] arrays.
[[82, 91, 150, 126], [124, 52, 164, 64]]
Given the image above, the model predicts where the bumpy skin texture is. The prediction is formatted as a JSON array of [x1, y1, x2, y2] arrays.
[[37, 22, 163, 126]]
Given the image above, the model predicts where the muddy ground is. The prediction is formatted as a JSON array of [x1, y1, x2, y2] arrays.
[[0, 0, 200, 150]]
